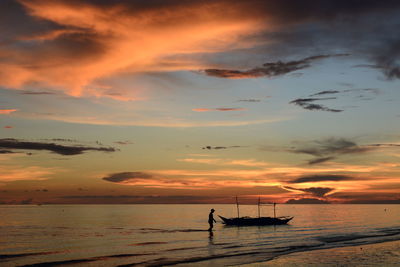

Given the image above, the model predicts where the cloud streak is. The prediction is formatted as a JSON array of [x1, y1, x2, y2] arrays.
[[20, 91, 55, 95], [289, 98, 343, 112], [0, 109, 18, 114], [202, 54, 348, 79], [289, 174, 355, 184], [0, 138, 116, 155], [202, 145, 244, 150]]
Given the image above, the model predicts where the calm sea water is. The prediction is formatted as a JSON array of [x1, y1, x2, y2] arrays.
[[0, 204, 399, 266]]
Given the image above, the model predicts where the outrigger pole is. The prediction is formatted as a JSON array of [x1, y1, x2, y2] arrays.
[[236, 196, 240, 218]]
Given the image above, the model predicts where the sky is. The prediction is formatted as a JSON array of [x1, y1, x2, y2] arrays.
[[0, 0, 400, 204]]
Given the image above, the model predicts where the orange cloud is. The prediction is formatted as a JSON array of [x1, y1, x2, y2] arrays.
[[0, 0, 263, 98], [0, 165, 55, 182], [0, 109, 17, 114]]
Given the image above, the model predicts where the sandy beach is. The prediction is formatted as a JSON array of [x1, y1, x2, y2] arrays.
[[242, 240, 400, 267]]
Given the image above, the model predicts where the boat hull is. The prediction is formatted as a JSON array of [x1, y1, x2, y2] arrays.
[[219, 215, 293, 226]]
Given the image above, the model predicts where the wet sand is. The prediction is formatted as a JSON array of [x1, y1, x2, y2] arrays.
[[241, 240, 400, 267]]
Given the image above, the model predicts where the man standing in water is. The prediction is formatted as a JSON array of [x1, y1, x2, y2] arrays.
[[208, 208, 216, 231]]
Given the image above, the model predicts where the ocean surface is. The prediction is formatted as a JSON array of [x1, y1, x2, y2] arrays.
[[0, 204, 399, 266]]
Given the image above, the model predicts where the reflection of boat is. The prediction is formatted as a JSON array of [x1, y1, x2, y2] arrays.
[[219, 215, 293, 226], [219, 197, 293, 226]]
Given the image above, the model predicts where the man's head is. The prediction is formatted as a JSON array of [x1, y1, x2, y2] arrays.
[[211, 208, 215, 213]]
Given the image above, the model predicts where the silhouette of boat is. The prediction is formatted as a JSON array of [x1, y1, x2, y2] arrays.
[[219, 197, 293, 226], [219, 215, 293, 226]]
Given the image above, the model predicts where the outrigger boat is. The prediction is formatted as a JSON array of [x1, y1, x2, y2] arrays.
[[219, 197, 293, 226]]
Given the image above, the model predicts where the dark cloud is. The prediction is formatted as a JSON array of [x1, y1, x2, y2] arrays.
[[308, 156, 335, 165], [102, 172, 153, 183], [301, 187, 334, 197], [0, 138, 116, 155], [300, 88, 380, 112], [233, 1, 400, 81], [370, 40, 400, 80], [203, 146, 227, 150], [286, 198, 330, 204], [285, 186, 334, 197], [310, 90, 340, 96], [289, 174, 354, 184], [203, 54, 348, 79], [20, 91, 55, 95], [309, 88, 379, 99], [277, 137, 381, 165], [289, 97, 343, 112], [290, 137, 372, 158], [202, 145, 244, 150]]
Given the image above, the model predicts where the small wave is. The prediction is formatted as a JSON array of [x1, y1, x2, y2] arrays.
[[0, 251, 60, 260], [129, 241, 168, 246], [19, 253, 153, 267], [165, 246, 204, 252], [118, 251, 262, 267], [273, 244, 324, 253], [317, 228, 400, 244], [20, 258, 97, 266]]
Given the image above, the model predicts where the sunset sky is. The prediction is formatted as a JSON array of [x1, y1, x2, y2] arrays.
[[1, 0, 400, 204]]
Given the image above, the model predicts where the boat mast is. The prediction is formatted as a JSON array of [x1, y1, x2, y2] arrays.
[[236, 196, 240, 218], [273, 203, 276, 218], [258, 197, 261, 218]]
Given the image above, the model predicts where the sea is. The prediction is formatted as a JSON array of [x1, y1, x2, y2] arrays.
[[0, 204, 399, 266]]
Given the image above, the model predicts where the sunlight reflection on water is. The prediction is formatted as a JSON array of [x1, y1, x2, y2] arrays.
[[0, 204, 399, 266]]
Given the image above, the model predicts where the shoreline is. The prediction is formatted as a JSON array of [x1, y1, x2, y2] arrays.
[[240, 239, 400, 266]]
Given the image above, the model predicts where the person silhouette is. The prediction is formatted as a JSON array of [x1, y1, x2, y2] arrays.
[[208, 208, 216, 231]]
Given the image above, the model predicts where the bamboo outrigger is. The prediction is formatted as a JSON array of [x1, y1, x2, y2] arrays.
[[219, 196, 293, 226]]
